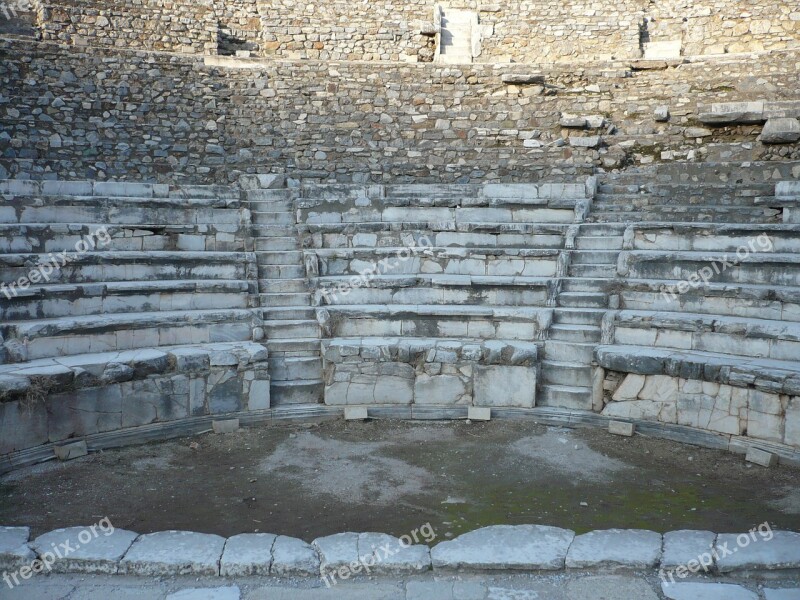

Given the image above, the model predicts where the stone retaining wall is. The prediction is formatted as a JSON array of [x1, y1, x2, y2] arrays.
[[2, 39, 800, 184], [26, 0, 800, 61]]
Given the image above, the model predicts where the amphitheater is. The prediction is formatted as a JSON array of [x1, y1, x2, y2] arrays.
[[1, 0, 800, 598]]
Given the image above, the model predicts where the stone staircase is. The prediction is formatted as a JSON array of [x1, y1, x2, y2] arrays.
[[248, 189, 324, 405], [436, 8, 473, 64], [541, 224, 626, 409]]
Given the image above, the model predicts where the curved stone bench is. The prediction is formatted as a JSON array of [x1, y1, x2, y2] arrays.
[[0, 341, 270, 457], [595, 345, 800, 449], [321, 337, 538, 408]]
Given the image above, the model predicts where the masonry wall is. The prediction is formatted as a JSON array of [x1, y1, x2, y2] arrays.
[[29, 0, 800, 61], [1, 39, 800, 184]]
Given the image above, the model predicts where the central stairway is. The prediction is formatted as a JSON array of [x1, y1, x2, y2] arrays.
[[249, 188, 324, 405]]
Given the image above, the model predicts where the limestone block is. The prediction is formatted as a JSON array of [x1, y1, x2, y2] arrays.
[[54, 440, 88, 461], [764, 589, 800, 600], [570, 136, 601, 148], [759, 118, 800, 144], [746, 447, 778, 467], [31, 527, 138, 574], [608, 421, 634, 437], [312, 532, 359, 573], [715, 531, 800, 572], [357, 532, 430, 574], [271, 535, 319, 576], [414, 374, 468, 405], [776, 181, 800, 199], [565, 529, 662, 569], [167, 587, 240, 600], [431, 525, 574, 570], [698, 101, 765, 124], [220, 533, 275, 576], [612, 373, 645, 401], [661, 530, 716, 570], [661, 582, 758, 600], [474, 365, 536, 408], [120, 531, 225, 576], [643, 40, 681, 60], [0, 526, 35, 570], [785, 397, 800, 448]]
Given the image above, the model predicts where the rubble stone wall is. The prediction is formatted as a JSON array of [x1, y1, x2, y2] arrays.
[[29, 0, 800, 61], [2, 39, 800, 184]]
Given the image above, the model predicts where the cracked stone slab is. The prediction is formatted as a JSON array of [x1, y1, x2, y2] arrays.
[[357, 532, 430, 574], [661, 530, 716, 570], [166, 586, 241, 600], [661, 582, 758, 600], [220, 533, 275, 576], [30, 527, 138, 574], [566, 529, 662, 569], [271, 535, 320, 576], [0, 526, 35, 569], [431, 524, 575, 570], [715, 531, 800, 572], [313, 532, 359, 573], [119, 531, 225, 576]]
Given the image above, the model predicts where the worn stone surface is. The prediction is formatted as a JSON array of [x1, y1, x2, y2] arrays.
[[30, 527, 138, 574], [219, 533, 275, 576], [760, 118, 800, 144], [431, 525, 574, 570], [166, 587, 241, 600], [661, 582, 758, 600], [271, 535, 320, 576], [565, 529, 662, 569], [661, 530, 716, 570], [715, 531, 800, 572], [313, 532, 360, 573], [0, 526, 35, 569], [357, 533, 431, 574], [120, 531, 226, 576]]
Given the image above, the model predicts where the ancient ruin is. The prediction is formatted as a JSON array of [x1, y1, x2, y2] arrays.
[[1, 0, 800, 597]]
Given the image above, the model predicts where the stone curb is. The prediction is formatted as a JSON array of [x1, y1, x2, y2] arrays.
[[3, 525, 799, 579]]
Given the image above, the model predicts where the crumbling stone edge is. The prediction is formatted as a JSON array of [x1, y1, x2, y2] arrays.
[[1, 524, 799, 580]]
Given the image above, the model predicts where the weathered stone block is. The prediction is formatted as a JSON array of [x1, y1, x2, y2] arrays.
[[745, 446, 778, 467], [474, 365, 536, 408], [31, 526, 138, 574], [54, 440, 88, 461], [120, 531, 225, 576], [759, 118, 800, 144], [566, 529, 662, 569], [608, 420, 634, 437]]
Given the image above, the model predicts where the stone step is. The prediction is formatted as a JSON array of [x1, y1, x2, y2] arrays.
[[252, 211, 295, 226], [2, 279, 251, 321], [252, 224, 296, 237], [578, 223, 629, 236], [539, 384, 593, 410], [548, 324, 601, 343], [561, 278, 616, 293], [254, 237, 301, 251], [0, 309, 254, 362], [248, 198, 293, 211], [262, 306, 315, 320], [567, 264, 617, 278], [259, 278, 308, 293], [271, 379, 324, 405], [570, 250, 619, 265], [553, 309, 604, 326], [264, 319, 320, 339], [0, 203, 245, 226], [588, 208, 782, 224], [0, 251, 251, 285], [264, 337, 322, 353], [557, 292, 608, 309], [259, 292, 312, 307], [575, 236, 624, 250], [268, 356, 323, 381], [544, 340, 595, 363], [541, 360, 592, 387], [258, 264, 305, 279], [246, 189, 294, 201], [256, 250, 303, 265]]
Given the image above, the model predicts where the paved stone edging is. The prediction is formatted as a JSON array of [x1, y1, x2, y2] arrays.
[[2, 524, 800, 579]]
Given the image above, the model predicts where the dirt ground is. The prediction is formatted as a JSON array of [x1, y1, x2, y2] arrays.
[[2, 420, 799, 541]]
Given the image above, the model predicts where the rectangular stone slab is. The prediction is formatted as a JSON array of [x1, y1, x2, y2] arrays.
[[30, 526, 138, 574], [715, 531, 800, 572], [120, 531, 226, 576], [271, 535, 320, 576], [431, 524, 574, 570], [566, 529, 662, 569], [220, 533, 275, 576], [661, 530, 716, 570], [356, 532, 430, 574]]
